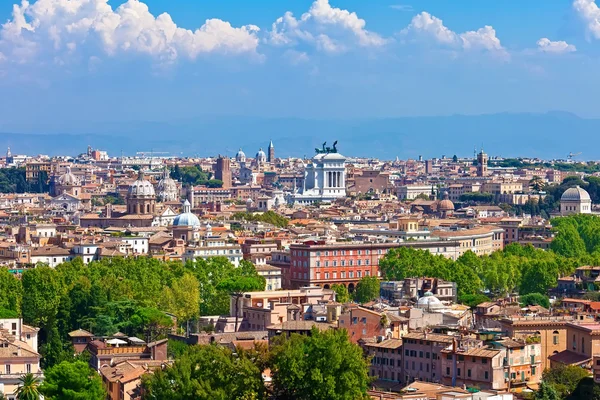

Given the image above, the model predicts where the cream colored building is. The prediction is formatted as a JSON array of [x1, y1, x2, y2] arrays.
[[0, 319, 41, 400]]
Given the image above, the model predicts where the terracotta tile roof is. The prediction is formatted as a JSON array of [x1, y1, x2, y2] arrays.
[[68, 329, 94, 338], [548, 350, 591, 366], [402, 332, 455, 343], [364, 339, 403, 349], [441, 347, 500, 358]]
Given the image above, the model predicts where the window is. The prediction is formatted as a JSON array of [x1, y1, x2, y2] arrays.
[[26, 364, 31, 373], [482, 358, 487, 364], [484, 371, 489, 380], [419, 351, 423, 358], [446, 367, 450, 375], [426, 352, 430, 359], [467, 369, 471, 377], [457, 368, 461, 376], [5, 365, 10, 374]]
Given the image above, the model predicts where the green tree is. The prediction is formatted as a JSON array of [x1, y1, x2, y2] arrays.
[[0, 268, 22, 314], [206, 179, 223, 188], [551, 224, 587, 258], [569, 377, 600, 400], [270, 328, 371, 400], [162, 273, 200, 336], [459, 294, 490, 308], [520, 293, 550, 309], [14, 373, 41, 400], [40, 360, 105, 400], [21, 267, 64, 330], [142, 345, 264, 400], [353, 276, 380, 304], [331, 284, 351, 303], [542, 364, 590, 398], [535, 381, 560, 400]]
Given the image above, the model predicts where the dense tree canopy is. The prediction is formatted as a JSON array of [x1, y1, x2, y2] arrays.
[[379, 229, 595, 298], [541, 364, 591, 399], [14, 255, 264, 369], [0, 167, 48, 194], [270, 328, 371, 400], [170, 165, 217, 186], [40, 360, 105, 400], [142, 344, 265, 400]]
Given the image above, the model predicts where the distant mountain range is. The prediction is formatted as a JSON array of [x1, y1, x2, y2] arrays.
[[0, 111, 595, 160]]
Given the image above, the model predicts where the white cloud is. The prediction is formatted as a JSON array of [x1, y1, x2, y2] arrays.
[[400, 12, 508, 58], [537, 38, 576, 53], [573, 0, 600, 39], [0, 0, 261, 64], [268, 0, 386, 53]]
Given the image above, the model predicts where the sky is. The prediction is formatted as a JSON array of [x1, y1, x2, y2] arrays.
[[1, 0, 600, 130]]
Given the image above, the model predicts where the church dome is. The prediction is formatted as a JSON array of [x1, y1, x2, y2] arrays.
[[128, 171, 155, 198], [416, 291, 444, 310], [561, 186, 591, 202], [236, 148, 246, 163], [157, 169, 178, 201], [173, 200, 200, 227], [438, 191, 455, 211], [57, 166, 81, 186], [256, 148, 266, 163]]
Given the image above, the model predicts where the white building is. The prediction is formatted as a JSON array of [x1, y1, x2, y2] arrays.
[[560, 185, 592, 215], [120, 237, 149, 255], [183, 237, 243, 266], [290, 145, 347, 205], [396, 184, 433, 201]]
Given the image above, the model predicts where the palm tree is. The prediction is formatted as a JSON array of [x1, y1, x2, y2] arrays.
[[14, 373, 40, 400]]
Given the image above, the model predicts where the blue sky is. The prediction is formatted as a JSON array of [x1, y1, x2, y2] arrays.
[[0, 0, 600, 132]]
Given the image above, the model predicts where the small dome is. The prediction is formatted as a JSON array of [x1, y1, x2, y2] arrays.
[[246, 198, 254, 204], [417, 291, 444, 310], [256, 148, 266, 163], [128, 171, 156, 198], [173, 200, 200, 227], [57, 166, 81, 186], [236, 148, 246, 163], [561, 186, 591, 202]]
